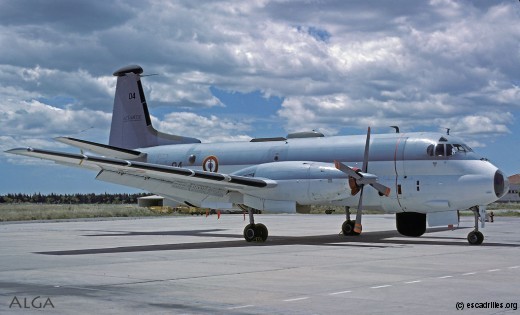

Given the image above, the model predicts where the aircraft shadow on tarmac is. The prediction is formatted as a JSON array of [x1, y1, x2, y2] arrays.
[[37, 227, 520, 256]]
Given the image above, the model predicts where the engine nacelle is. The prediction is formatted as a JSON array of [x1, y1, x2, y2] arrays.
[[233, 161, 352, 208]]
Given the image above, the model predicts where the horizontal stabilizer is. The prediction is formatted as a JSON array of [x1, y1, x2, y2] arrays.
[[55, 137, 145, 160]]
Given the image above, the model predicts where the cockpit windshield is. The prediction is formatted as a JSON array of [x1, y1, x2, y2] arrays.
[[427, 143, 473, 157]]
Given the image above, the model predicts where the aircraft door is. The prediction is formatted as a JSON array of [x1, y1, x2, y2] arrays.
[[394, 135, 406, 177], [398, 137, 433, 212], [388, 135, 407, 211]]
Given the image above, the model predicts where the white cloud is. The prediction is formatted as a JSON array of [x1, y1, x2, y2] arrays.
[[153, 112, 252, 143], [442, 112, 513, 135], [0, 99, 111, 136], [1, 0, 519, 160], [146, 71, 223, 108]]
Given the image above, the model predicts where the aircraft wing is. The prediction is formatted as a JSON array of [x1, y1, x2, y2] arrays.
[[55, 137, 146, 160], [6, 148, 276, 192]]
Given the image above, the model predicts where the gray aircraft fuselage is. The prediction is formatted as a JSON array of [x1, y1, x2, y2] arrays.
[[139, 131, 506, 214]]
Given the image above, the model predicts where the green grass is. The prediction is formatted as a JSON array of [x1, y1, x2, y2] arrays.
[[432, 202, 520, 217], [0, 202, 518, 222], [488, 203, 520, 210], [459, 210, 520, 217], [313, 204, 520, 217], [493, 210, 520, 217], [0, 203, 170, 222], [310, 205, 385, 215]]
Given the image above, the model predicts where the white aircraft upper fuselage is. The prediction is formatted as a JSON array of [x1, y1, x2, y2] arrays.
[[7, 65, 509, 245], [138, 131, 506, 213]]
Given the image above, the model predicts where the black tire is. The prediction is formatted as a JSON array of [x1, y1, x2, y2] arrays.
[[243, 224, 256, 242], [255, 223, 268, 242], [342, 220, 359, 236], [467, 231, 484, 245], [396, 212, 426, 237]]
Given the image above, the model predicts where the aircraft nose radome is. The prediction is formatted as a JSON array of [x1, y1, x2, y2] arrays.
[[494, 170, 508, 199]]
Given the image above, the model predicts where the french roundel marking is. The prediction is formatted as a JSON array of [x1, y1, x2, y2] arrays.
[[202, 155, 219, 173]]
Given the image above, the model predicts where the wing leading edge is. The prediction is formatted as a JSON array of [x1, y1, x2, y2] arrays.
[[55, 137, 145, 160], [6, 148, 276, 191]]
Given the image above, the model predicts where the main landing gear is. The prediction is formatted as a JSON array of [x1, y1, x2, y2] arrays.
[[467, 206, 484, 245], [241, 206, 268, 242], [341, 206, 360, 236]]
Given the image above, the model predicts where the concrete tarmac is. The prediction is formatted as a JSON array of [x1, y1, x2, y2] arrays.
[[1, 214, 519, 314]]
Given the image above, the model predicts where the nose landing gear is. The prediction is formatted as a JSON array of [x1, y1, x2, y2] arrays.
[[467, 206, 485, 245], [467, 230, 484, 245], [243, 223, 268, 242]]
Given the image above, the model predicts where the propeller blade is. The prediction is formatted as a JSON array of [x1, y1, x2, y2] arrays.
[[354, 127, 371, 235], [334, 161, 362, 180], [362, 127, 371, 173], [354, 185, 364, 234], [370, 182, 391, 197]]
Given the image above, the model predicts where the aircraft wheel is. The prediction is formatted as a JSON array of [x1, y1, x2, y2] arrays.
[[396, 212, 426, 237], [243, 224, 256, 242], [467, 230, 484, 245], [255, 223, 268, 242], [342, 220, 359, 236], [243, 223, 268, 242]]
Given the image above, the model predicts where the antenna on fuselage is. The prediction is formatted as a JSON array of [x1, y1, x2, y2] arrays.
[[390, 126, 400, 133]]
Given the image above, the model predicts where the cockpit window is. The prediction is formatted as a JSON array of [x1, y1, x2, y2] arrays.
[[451, 144, 473, 153], [461, 144, 473, 152], [427, 144, 434, 156], [446, 144, 454, 156], [435, 144, 445, 156], [427, 143, 473, 157]]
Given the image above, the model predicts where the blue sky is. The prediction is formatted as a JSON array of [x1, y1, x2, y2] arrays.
[[0, 0, 519, 194]]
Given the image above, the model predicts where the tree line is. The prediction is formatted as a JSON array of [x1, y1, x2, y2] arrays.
[[0, 193, 151, 204]]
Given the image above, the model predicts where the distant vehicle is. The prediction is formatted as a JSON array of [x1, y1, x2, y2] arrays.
[[7, 65, 509, 245]]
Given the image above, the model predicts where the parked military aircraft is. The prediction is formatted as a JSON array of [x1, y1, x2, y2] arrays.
[[7, 65, 509, 245]]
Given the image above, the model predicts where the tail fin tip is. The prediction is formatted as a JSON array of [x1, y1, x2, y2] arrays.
[[113, 65, 143, 77]]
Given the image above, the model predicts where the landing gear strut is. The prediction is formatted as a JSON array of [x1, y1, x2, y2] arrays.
[[467, 206, 484, 245], [341, 206, 360, 236], [242, 206, 268, 242]]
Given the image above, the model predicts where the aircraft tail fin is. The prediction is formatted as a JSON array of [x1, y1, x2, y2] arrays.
[[109, 65, 201, 149]]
